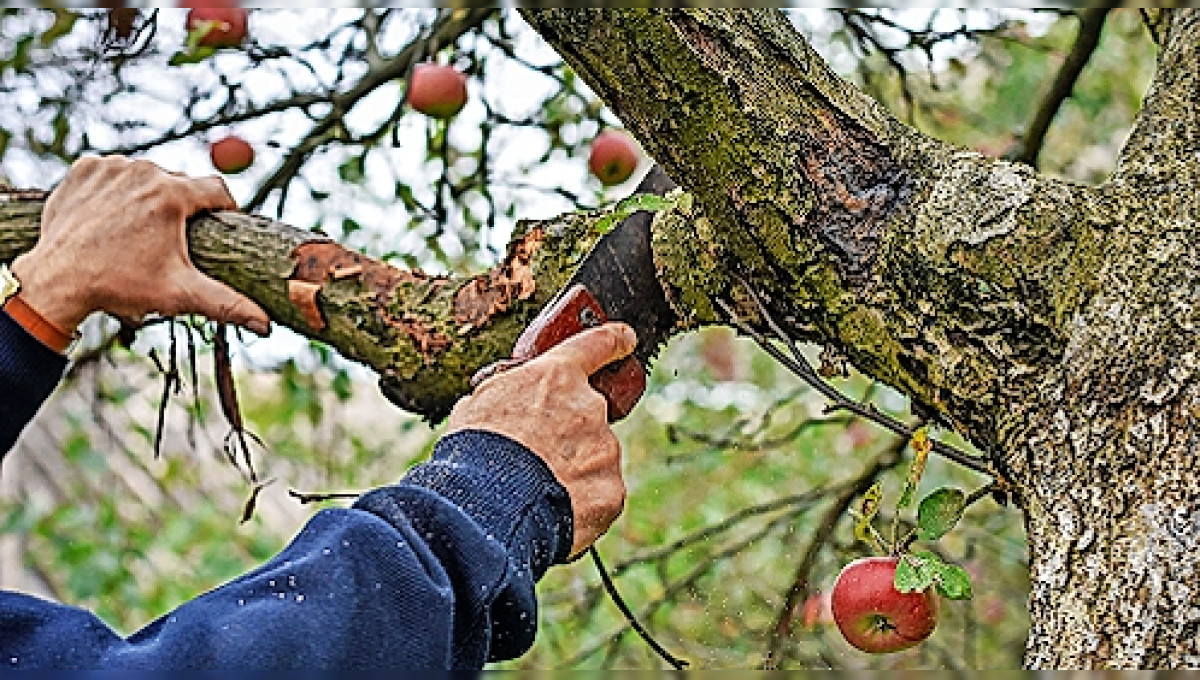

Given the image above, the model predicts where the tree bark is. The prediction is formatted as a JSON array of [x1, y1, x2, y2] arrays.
[[520, 8, 1200, 668]]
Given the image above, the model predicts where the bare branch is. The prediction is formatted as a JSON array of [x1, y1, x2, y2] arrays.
[[1010, 9, 1111, 168], [244, 9, 497, 214]]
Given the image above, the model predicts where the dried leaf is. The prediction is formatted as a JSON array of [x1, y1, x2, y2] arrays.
[[899, 427, 932, 510]]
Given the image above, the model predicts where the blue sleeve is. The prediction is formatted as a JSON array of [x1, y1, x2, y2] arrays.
[[0, 430, 575, 670], [0, 310, 67, 455]]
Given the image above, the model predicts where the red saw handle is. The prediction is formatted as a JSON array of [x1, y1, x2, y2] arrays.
[[472, 284, 646, 422]]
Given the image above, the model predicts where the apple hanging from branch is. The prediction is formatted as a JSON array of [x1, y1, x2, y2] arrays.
[[831, 429, 979, 654], [831, 556, 938, 654], [406, 63, 468, 120], [210, 135, 254, 175], [588, 130, 640, 186], [184, 5, 248, 49]]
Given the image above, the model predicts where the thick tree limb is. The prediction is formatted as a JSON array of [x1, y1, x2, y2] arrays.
[[522, 10, 1200, 666], [0, 188, 618, 421], [1115, 9, 1199, 185]]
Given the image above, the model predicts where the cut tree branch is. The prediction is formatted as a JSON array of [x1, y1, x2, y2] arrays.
[[0, 185, 636, 421]]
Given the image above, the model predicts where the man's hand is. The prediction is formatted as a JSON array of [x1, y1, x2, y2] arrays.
[[11, 155, 270, 336], [446, 322, 636, 558]]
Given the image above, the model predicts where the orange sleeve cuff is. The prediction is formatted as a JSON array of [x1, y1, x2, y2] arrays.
[[3, 294, 74, 354]]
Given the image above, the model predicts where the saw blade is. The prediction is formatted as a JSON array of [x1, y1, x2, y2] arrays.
[[566, 166, 679, 368]]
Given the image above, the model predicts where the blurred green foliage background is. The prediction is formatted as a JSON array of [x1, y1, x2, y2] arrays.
[[0, 8, 1155, 669]]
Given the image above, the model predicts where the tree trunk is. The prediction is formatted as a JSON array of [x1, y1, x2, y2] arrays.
[[520, 8, 1200, 668]]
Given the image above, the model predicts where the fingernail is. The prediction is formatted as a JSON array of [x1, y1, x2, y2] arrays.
[[248, 319, 271, 337], [620, 324, 637, 350]]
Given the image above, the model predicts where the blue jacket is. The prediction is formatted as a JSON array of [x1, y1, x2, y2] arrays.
[[0, 312, 573, 669]]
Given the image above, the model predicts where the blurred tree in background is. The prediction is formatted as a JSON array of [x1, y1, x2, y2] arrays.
[[0, 8, 1160, 669]]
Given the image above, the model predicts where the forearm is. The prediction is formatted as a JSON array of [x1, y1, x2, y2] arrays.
[[0, 430, 572, 669]]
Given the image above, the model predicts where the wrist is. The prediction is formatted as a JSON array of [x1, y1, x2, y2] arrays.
[[10, 252, 92, 335]]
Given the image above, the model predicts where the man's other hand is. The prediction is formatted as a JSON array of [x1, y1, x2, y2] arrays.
[[446, 322, 636, 558], [12, 155, 271, 336]]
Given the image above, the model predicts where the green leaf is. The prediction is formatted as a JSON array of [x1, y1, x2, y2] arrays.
[[894, 553, 937, 593], [916, 487, 966, 541], [897, 551, 975, 600], [331, 368, 353, 402], [338, 155, 365, 184], [592, 192, 678, 235], [9, 36, 34, 73], [618, 193, 675, 213], [395, 182, 420, 212], [933, 561, 974, 600]]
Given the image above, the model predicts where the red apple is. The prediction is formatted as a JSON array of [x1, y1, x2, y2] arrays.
[[831, 556, 938, 654], [184, 5, 248, 50], [210, 135, 254, 175], [588, 130, 639, 185], [407, 63, 468, 119]]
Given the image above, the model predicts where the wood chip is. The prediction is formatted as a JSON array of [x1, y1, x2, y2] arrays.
[[287, 279, 325, 331], [330, 264, 364, 280]]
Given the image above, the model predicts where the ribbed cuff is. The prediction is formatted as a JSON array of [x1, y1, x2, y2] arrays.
[[357, 429, 574, 575], [0, 311, 67, 455]]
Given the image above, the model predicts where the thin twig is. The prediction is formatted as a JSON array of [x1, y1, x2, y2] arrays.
[[590, 547, 689, 670], [611, 485, 833, 578], [1009, 8, 1111, 167], [669, 414, 854, 456], [716, 279, 993, 476], [964, 481, 1000, 509], [243, 9, 497, 214], [565, 509, 795, 668]]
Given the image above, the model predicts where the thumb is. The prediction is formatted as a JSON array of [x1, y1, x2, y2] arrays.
[[170, 270, 272, 336], [543, 322, 637, 376]]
